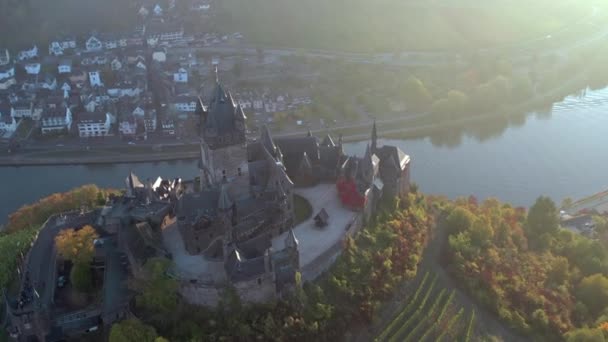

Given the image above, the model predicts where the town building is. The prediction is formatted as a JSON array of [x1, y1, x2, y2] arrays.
[[76, 110, 113, 137], [40, 106, 73, 135], [58, 59, 72, 74], [10, 101, 34, 119], [85, 35, 104, 52], [0, 102, 17, 133], [48, 37, 77, 56], [0, 49, 10, 66], [17, 45, 38, 61]]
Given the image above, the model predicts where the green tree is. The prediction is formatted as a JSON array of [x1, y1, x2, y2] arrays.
[[577, 274, 608, 317], [564, 327, 606, 342], [109, 319, 158, 342], [402, 76, 432, 112], [525, 196, 559, 249], [70, 261, 92, 292], [135, 258, 178, 315], [446, 207, 476, 234]]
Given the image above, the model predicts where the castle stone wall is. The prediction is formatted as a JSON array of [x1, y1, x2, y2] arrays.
[[179, 272, 276, 307], [301, 213, 364, 281]]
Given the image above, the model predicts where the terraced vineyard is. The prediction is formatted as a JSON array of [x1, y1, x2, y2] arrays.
[[375, 271, 474, 342]]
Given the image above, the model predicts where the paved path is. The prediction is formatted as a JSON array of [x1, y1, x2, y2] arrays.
[[272, 184, 358, 280]]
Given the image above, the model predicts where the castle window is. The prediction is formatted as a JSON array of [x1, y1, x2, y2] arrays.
[[257, 278, 262, 285], [237, 168, 242, 176], [222, 170, 226, 175], [196, 247, 201, 253]]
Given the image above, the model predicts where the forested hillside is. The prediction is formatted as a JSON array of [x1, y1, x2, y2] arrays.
[[216, 0, 594, 52]]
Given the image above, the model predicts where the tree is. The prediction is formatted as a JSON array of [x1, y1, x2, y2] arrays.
[[525, 196, 559, 249], [71, 261, 92, 292], [402, 76, 432, 112], [561, 197, 574, 209], [577, 274, 608, 317], [564, 327, 606, 342], [135, 258, 178, 315], [55, 225, 99, 264], [109, 319, 158, 342], [446, 207, 475, 234]]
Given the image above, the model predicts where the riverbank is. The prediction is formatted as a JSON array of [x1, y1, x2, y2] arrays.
[[0, 73, 600, 167]]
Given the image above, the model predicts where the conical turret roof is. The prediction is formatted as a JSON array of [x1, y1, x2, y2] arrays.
[[285, 229, 299, 249]]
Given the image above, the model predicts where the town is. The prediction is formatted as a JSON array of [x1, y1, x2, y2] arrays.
[[0, 0, 315, 154]]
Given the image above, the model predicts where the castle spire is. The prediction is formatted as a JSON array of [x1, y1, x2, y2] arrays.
[[371, 119, 377, 152], [285, 229, 299, 249]]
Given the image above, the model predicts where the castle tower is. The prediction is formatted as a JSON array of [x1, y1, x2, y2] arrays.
[[371, 120, 378, 153], [218, 185, 236, 256], [360, 144, 375, 184], [198, 77, 249, 199]]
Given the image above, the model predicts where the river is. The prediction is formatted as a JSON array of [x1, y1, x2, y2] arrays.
[[1, 87, 608, 223]]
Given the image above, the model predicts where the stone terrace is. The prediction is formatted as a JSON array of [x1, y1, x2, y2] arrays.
[[272, 183, 359, 279]]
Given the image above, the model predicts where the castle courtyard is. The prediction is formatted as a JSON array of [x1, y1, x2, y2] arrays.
[[272, 183, 359, 276]]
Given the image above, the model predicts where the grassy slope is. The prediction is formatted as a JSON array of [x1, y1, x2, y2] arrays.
[[216, 0, 591, 52]]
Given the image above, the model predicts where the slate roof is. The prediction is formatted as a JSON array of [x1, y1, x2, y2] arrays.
[[320, 134, 335, 147], [377, 145, 410, 170], [177, 190, 219, 221], [225, 249, 267, 282], [202, 82, 244, 136], [275, 136, 320, 175]]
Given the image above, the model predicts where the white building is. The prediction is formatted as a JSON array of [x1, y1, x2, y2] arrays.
[[0, 104, 17, 133], [107, 81, 142, 98], [119, 116, 138, 137], [17, 45, 38, 61], [0, 65, 15, 80], [10, 101, 34, 118], [103, 36, 127, 50], [0, 77, 16, 90], [40, 75, 57, 90], [110, 58, 123, 71], [173, 68, 188, 83], [49, 38, 77, 56], [24, 63, 41, 75], [85, 35, 103, 52], [153, 4, 163, 16], [0, 49, 10, 66], [89, 71, 103, 87], [77, 111, 113, 137], [172, 96, 197, 112], [58, 60, 72, 74], [41, 107, 73, 134], [152, 48, 167, 63]]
